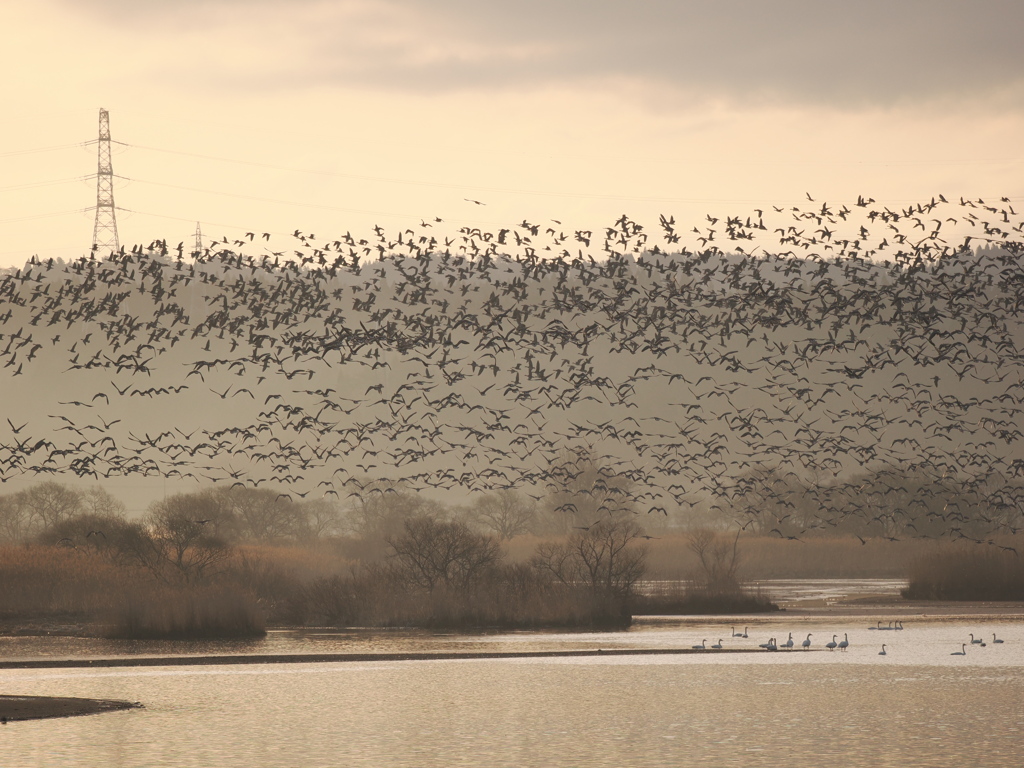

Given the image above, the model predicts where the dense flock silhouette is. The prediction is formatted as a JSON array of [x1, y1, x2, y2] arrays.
[[2, 195, 1023, 545]]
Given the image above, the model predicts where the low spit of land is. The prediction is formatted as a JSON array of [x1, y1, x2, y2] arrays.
[[0, 695, 143, 722]]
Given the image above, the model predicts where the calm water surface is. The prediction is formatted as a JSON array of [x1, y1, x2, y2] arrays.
[[2, 613, 1022, 767]]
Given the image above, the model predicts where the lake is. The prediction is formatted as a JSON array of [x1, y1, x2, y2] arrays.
[[2, 597, 1022, 767]]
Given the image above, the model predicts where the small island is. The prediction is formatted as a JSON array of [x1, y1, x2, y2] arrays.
[[0, 695, 142, 722]]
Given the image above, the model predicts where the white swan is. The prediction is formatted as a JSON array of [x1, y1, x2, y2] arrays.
[[895, 620, 904, 630], [838, 633, 849, 652], [993, 633, 1004, 644], [879, 644, 887, 655], [692, 639, 707, 650], [783, 632, 794, 649], [711, 639, 723, 649], [970, 633, 983, 644], [868, 621, 881, 630], [802, 633, 812, 650], [826, 635, 838, 651], [951, 643, 967, 656]]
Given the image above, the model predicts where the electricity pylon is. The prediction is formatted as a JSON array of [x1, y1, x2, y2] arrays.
[[192, 222, 203, 259], [91, 108, 119, 254]]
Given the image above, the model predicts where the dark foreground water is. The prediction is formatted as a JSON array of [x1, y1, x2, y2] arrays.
[[2, 612, 1022, 768]]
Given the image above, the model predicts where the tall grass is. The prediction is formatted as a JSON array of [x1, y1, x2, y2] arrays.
[[640, 534, 937, 580], [0, 544, 267, 638], [0, 545, 127, 622], [633, 581, 780, 615], [297, 563, 632, 629], [105, 585, 266, 639], [903, 543, 1024, 601]]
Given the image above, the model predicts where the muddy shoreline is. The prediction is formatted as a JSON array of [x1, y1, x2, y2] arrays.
[[0, 695, 142, 722]]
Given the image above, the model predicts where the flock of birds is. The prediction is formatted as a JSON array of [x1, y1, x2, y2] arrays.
[[689, 622, 1009, 656], [1, 195, 1023, 538], [951, 632, 1006, 655]]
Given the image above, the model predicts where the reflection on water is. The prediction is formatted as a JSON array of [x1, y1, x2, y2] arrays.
[[746, 578, 907, 604], [2, 617, 1023, 768], [3, 652, 1023, 768]]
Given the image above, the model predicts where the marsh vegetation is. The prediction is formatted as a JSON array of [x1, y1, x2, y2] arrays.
[[2, 476, 1021, 638]]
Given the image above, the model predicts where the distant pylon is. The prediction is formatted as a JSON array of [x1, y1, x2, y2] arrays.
[[192, 222, 203, 259], [91, 108, 119, 254]]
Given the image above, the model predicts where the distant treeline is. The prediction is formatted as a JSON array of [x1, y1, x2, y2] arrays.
[[3, 454, 1020, 553]]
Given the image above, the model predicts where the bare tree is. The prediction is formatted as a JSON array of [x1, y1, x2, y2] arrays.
[[347, 480, 448, 556], [213, 486, 305, 542], [0, 494, 26, 542], [532, 518, 648, 597], [541, 450, 637, 534], [15, 482, 83, 537], [142, 493, 233, 584], [300, 498, 344, 540], [687, 528, 741, 592], [472, 489, 536, 540], [387, 516, 502, 592], [81, 486, 127, 518]]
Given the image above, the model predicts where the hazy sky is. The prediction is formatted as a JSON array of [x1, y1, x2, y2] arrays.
[[2, 0, 1022, 268]]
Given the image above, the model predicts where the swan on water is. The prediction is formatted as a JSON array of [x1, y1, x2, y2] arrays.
[[692, 639, 707, 650], [951, 643, 967, 656], [712, 639, 723, 649], [993, 633, 1004, 644], [802, 633, 812, 650], [826, 635, 838, 651], [783, 632, 794, 649], [879, 644, 887, 655], [970, 633, 983, 644]]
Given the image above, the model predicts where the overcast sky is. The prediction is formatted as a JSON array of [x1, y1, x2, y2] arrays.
[[2, 0, 1022, 267]]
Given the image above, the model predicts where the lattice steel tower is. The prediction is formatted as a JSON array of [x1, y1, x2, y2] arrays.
[[91, 108, 119, 254], [192, 222, 203, 259]]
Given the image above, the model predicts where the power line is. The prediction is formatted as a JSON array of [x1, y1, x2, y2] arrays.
[[0, 176, 91, 193], [0, 142, 89, 158], [0, 208, 91, 225], [111, 141, 1024, 207]]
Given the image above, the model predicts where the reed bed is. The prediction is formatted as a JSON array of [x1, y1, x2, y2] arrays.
[[296, 564, 632, 629], [105, 585, 266, 639], [640, 534, 936, 580], [633, 582, 780, 615], [5, 531, 1020, 637], [903, 541, 1024, 601], [0, 545, 127, 621]]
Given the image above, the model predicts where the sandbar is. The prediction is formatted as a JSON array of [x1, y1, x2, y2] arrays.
[[0, 695, 142, 722]]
